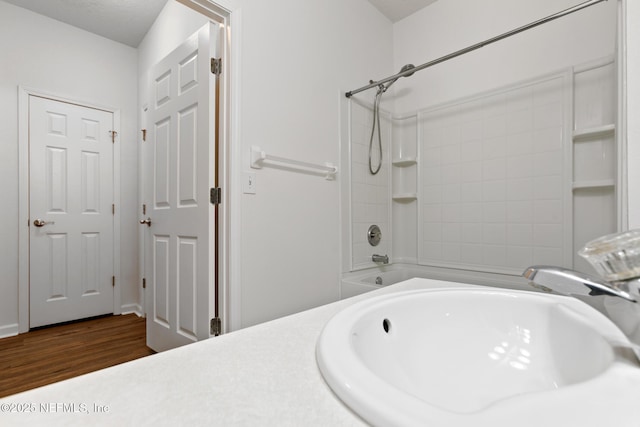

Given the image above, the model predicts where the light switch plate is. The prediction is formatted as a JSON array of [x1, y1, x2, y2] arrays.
[[244, 172, 256, 194]]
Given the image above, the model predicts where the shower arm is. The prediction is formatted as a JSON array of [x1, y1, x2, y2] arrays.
[[345, 0, 607, 98]]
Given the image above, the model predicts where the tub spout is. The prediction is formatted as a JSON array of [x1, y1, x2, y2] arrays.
[[372, 254, 389, 264]]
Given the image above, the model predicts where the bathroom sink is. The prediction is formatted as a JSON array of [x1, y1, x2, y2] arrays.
[[316, 287, 636, 426]]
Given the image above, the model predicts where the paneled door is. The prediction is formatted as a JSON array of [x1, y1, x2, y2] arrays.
[[29, 96, 114, 328], [143, 23, 219, 352]]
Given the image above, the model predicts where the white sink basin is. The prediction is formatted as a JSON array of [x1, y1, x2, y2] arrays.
[[316, 287, 636, 426]]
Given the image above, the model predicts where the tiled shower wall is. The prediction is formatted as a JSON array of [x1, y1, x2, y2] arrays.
[[419, 74, 570, 275], [349, 98, 392, 270], [347, 60, 616, 277]]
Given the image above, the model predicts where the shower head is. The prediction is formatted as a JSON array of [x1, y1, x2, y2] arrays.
[[381, 64, 416, 91]]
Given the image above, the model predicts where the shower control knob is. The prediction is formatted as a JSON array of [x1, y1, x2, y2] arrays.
[[368, 225, 382, 246]]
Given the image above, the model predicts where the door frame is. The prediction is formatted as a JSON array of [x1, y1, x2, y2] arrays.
[[17, 86, 122, 333]]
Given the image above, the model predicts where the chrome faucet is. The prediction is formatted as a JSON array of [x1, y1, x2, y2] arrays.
[[372, 254, 389, 264], [523, 266, 638, 303], [523, 265, 640, 357]]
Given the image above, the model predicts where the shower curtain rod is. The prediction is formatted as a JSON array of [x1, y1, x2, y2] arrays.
[[345, 0, 608, 98]]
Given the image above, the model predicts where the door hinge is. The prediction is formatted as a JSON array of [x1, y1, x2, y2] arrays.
[[211, 57, 222, 75], [112, 204, 115, 215], [210, 187, 222, 205], [109, 130, 118, 143], [112, 276, 115, 287], [141, 129, 147, 142], [142, 278, 146, 289], [210, 317, 222, 336]]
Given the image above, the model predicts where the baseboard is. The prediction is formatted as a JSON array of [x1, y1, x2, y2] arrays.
[[120, 303, 144, 317], [0, 323, 20, 339]]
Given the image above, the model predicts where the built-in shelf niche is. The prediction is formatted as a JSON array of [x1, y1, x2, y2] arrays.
[[572, 57, 617, 275], [391, 115, 418, 263]]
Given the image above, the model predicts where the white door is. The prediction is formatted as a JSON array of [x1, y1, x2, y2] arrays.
[[29, 96, 114, 328], [144, 23, 219, 352]]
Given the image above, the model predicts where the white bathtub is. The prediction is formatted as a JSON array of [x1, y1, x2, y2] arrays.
[[340, 264, 532, 299]]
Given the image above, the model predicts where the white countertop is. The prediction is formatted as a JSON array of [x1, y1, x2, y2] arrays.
[[3, 278, 640, 426], [0, 278, 452, 426]]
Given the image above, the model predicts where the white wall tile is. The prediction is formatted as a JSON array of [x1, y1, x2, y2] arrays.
[[507, 201, 533, 223], [483, 136, 508, 159], [483, 245, 507, 266], [507, 155, 534, 178], [442, 184, 461, 203], [533, 127, 563, 153], [460, 161, 482, 183], [532, 151, 562, 176], [533, 247, 563, 265], [483, 115, 507, 139], [483, 224, 507, 245], [507, 224, 533, 246], [483, 202, 506, 223], [461, 223, 483, 243], [507, 246, 533, 269], [533, 224, 563, 247], [442, 223, 461, 242], [441, 164, 462, 184], [533, 102, 563, 129], [507, 132, 534, 156], [533, 200, 563, 224], [507, 178, 534, 201], [460, 120, 483, 142], [482, 180, 506, 201], [442, 243, 461, 262], [461, 244, 484, 264], [482, 158, 506, 181], [533, 176, 562, 200], [459, 203, 482, 223], [460, 182, 482, 202]]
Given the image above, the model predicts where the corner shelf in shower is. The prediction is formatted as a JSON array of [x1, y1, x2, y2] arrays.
[[392, 157, 418, 167], [571, 122, 616, 191], [572, 124, 615, 140], [572, 179, 616, 190], [392, 193, 417, 201]]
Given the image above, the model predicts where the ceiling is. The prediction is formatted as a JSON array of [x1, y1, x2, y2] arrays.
[[366, 0, 438, 22], [2, 0, 437, 48], [2, 0, 169, 47]]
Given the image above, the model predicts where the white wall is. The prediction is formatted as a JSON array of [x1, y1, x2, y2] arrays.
[[392, 0, 617, 115], [233, 0, 393, 327], [0, 1, 138, 333], [627, 0, 640, 229]]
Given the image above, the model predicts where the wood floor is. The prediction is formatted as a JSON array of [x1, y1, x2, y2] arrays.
[[0, 314, 155, 398]]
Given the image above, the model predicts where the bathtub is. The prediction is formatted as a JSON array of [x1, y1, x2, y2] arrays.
[[340, 264, 532, 300]]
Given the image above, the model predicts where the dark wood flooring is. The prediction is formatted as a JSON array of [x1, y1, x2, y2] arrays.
[[0, 314, 155, 398]]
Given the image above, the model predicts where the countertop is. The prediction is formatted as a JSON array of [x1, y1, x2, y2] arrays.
[[0, 278, 452, 426], [3, 278, 640, 427]]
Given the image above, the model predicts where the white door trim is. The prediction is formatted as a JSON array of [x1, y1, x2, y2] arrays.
[[18, 86, 121, 333]]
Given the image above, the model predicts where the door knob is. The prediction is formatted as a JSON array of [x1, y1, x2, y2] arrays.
[[33, 219, 54, 227], [140, 218, 152, 227]]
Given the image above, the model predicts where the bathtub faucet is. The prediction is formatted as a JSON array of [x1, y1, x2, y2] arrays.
[[372, 254, 389, 264]]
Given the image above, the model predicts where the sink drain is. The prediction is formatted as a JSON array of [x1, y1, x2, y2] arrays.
[[382, 318, 391, 333]]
